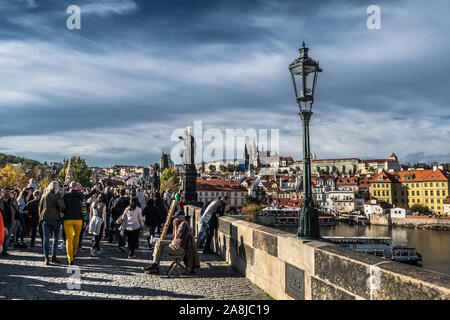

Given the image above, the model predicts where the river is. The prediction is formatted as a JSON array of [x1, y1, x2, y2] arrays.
[[279, 223, 450, 276]]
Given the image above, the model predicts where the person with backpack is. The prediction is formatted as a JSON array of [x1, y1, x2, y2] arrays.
[[110, 189, 130, 252], [23, 190, 42, 248]]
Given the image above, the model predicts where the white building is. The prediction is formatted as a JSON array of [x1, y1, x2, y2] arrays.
[[389, 207, 410, 219], [197, 177, 247, 207], [364, 199, 392, 215], [444, 196, 450, 215]]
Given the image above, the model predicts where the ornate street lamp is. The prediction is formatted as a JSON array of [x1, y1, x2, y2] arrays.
[[289, 42, 322, 239]]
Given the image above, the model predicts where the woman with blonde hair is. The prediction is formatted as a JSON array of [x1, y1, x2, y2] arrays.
[[38, 181, 65, 265]]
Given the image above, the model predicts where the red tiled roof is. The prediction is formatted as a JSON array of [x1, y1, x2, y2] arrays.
[[370, 169, 449, 183], [296, 158, 359, 163], [361, 159, 396, 163], [278, 198, 302, 208], [196, 178, 247, 192]]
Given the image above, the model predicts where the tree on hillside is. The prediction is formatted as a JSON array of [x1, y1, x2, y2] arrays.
[[0, 164, 28, 188], [0, 153, 41, 170], [160, 168, 179, 191], [58, 156, 93, 187], [208, 165, 216, 173]]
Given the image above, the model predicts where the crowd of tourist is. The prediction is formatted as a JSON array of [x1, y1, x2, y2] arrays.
[[0, 178, 226, 275]]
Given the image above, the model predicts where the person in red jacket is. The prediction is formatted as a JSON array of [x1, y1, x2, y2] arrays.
[[0, 210, 5, 254]]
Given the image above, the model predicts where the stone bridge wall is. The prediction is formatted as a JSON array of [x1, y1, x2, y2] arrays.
[[184, 205, 450, 300]]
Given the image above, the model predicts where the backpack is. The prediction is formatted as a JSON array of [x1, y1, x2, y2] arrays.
[[110, 197, 125, 220]]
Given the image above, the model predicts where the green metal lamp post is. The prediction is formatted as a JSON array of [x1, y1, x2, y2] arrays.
[[289, 42, 323, 239]]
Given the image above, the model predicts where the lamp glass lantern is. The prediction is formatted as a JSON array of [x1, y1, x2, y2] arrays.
[[289, 42, 322, 110]]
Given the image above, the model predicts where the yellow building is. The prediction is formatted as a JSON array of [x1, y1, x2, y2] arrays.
[[370, 169, 450, 215]]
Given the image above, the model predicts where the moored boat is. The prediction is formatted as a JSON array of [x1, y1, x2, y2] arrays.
[[321, 236, 422, 265]]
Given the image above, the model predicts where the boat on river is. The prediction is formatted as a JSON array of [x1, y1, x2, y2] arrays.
[[321, 236, 422, 265]]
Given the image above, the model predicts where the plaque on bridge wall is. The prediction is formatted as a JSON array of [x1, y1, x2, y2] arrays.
[[285, 262, 305, 300]]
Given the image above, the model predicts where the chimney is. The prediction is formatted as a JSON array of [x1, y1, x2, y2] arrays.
[[433, 166, 437, 172]]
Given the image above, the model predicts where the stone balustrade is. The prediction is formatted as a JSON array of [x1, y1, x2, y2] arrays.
[[185, 205, 450, 300]]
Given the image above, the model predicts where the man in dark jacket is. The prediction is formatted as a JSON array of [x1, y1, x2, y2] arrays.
[[23, 190, 42, 247], [104, 187, 114, 239], [62, 182, 86, 265], [202, 196, 227, 254], [109, 189, 130, 251], [196, 198, 214, 250], [153, 192, 167, 235], [107, 188, 119, 243], [142, 198, 161, 248]]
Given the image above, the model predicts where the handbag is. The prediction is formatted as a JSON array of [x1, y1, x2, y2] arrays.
[[140, 225, 150, 237]]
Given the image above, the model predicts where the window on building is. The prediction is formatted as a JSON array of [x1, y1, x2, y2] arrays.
[[425, 199, 428, 203], [412, 191, 415, 196], [430, 191, 434, 196], [425, 191, 428, 196], [431, 199, 434, 203], [417, 199, 420, 203], [430, 183, 433, 187], [412, 199, 415, 203], [417, 191, 420, 196], [437, 190, 440, 196], [401, 199, 405, 203], [425, 183, 428, 187]]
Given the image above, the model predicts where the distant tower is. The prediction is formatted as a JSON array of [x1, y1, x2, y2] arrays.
[[250, 140, 260, 168], [160, 150, 170, 173], [244, 143, 249, 170]]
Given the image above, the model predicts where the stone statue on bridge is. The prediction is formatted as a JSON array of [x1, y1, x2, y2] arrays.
[[179, 123, 198, 203]]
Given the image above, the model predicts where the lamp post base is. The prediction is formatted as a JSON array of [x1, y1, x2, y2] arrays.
[[297, 199, 320, 239]]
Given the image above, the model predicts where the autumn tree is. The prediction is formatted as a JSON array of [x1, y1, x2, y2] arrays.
[[58, 156, 93, 187], [160, 168, 179, 191], [0, 164, 28, 188]]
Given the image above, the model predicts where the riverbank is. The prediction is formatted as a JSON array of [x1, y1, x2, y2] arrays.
[[369, 215, 450, 230]]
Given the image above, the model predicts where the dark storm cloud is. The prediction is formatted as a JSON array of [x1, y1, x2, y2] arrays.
[[0, 0, 448, 166]]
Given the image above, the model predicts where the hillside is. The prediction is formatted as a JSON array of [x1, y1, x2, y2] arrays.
[[0, 153, 43, 169]]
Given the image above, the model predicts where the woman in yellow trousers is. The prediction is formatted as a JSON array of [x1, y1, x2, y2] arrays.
[[62, 182, 87, 265]]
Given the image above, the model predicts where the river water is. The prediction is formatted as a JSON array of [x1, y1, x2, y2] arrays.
[[279, 223, 450, 276]]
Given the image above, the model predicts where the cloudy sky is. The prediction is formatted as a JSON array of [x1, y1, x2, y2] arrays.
[[0, 0, 449, 167]]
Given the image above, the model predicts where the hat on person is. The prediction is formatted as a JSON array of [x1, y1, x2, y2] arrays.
[[172, 210, 185, 219]]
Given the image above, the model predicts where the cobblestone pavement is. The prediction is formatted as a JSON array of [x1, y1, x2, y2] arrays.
[[0, 234, 270, 300]]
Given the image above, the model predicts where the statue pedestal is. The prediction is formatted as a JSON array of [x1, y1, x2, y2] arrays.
[[181, 164, 197, 202]]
